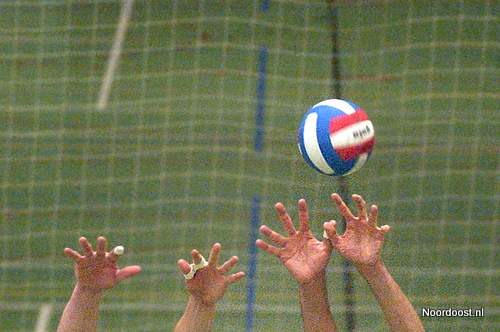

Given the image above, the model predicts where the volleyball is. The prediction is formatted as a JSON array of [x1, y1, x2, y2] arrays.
[[297, 99, 375, 176]]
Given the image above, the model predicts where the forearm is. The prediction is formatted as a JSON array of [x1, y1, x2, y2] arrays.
[[57, 284, 102, 332], [358, 261, 424, 332], [174, 296, 216, 332], [299, 271, 337, 332]]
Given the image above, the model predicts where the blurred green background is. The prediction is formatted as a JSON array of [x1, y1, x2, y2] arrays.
[[0, 0, 498, 331]]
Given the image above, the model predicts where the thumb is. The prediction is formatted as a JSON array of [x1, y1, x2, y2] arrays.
[[323, 220, 339, 246], [116, 265, 142, 282]]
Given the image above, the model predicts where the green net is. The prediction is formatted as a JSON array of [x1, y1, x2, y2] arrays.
[[0, 0, 498, 331]]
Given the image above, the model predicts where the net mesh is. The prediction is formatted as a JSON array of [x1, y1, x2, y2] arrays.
[[0, 0, 498, 331]]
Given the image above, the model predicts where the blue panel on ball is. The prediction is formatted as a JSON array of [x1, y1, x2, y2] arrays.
[[314, 105, 357, 175], [297, 109, 327, 175]]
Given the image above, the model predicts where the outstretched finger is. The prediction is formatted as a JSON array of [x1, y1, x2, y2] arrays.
[[227, 271, 245, 284], [208, 243, 221, 267], [219, 256, 239, 274], [275, 202, 296, 236], [259, 225, 286, 246], [256, 239, 280, 257], [79, 237, 94, 257], [368, 205, 378, 226], [191, 249, 203, 265], [177, 259, 192, 275], [116, 265, 142, 282], [96, 236, 107, 260], [298, 199, 309, 232], [352, 194, 368, 220], [331, 193, 356, 221], [64, 248, 84, 262], [323, 220, 339, 246]]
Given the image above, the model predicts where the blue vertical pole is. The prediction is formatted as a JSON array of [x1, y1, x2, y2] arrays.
[[246, 195, 261, 332], [254, 47, 268, 152], [247, 2, 269, 331]]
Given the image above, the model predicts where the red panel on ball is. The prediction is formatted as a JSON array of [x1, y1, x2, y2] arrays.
[[335, 137, 375, 161], [329, 108, 369, 134]]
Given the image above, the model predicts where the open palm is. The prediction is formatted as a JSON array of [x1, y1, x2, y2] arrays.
[[256, 199, 332, 285], [324, 193, 391, 267], [64, 237, 141, 291], [177, 243, 245, 305]]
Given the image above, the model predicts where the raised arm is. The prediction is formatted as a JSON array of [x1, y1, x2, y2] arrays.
[[324, 193, 424, 332], [257, 199, 337, 332], [174, 243, 245, 332], [57, 236, 141, 332]]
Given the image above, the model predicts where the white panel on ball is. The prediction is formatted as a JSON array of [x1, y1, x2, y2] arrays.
[[303, 112, 335, 175], [329, 120, 375, 149]]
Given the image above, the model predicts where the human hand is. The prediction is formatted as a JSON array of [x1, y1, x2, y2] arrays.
[[177, 243, 245, 306], [64, 236, 142, 292], [256, 199, 332, 285], [324, 193, 390, 267]]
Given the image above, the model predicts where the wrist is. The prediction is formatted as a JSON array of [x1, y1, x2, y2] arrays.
[[356, 259, 386, 280], [189, 295, 217, 310], [299, 270, 327, 289], [74, 283, 104, 296]]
